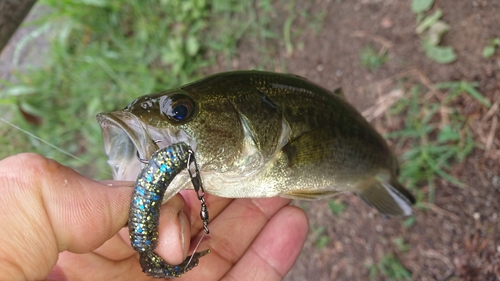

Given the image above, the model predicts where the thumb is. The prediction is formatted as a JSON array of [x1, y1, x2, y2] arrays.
[[0, 153, 132, 280]]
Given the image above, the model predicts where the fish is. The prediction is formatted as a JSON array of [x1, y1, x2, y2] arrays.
[[96, 70, 415, 277]]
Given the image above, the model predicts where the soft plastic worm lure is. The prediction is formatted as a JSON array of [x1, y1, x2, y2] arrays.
[[129, 142, 210, 278]]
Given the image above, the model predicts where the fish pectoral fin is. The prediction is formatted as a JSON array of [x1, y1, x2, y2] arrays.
[[282, 128, 334, 168], [281, 189, 342, 200], [357, 177, 414, 216]]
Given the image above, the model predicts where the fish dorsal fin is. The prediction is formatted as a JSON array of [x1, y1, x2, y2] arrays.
[[357, 175, 414, 216]]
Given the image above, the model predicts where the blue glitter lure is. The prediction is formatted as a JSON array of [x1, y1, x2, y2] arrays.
[[128, 142, 210, 278]]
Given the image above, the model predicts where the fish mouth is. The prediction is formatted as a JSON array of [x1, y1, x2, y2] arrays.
[[96, 111, 195, 180]]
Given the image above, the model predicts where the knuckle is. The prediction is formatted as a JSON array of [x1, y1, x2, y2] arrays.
[[5, 153, 62, 181]]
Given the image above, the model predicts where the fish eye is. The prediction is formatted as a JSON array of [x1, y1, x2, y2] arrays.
[[160, 93, 196, 124], [172, 104, 189, 120]]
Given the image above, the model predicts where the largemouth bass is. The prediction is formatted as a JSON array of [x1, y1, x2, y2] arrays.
[[98, 70, 414, 214], [96, 70, 415, 277]]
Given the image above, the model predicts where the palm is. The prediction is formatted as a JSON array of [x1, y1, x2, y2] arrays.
[[53, 194, 307, 281]]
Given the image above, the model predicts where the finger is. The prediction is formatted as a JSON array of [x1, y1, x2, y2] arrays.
[[0, 153, 132, 279], [155, 194, 191, 264], [223, 206, 309, 281], [98, 193, 233, 279], [174, 197, 292, 281], [61, 195, 193, 281], [111, 193, 194, 265], [95, 193, 233, 269], [49, 251, 150, 281], [93, 228, 135, 261]]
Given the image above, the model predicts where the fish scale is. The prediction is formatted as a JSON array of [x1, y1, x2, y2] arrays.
[[129, 142, 210, 278]]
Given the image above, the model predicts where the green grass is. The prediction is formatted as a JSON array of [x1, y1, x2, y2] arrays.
[[0, 2, 490, 279], [1, 0, 486, 206], [311, 225, 330, 249], [483, 37, 500, 58], [368, 253, 412, 281], [0, 0, 325, 178], [392, 237, 409, 252], [359, 44, 388, 72], [386, 82, 489, 203], [0, 0, 295, 178], [2, 0, 218, 177], [411, 0, 456, 64], [403, 216, 417, 228], [328, 199, 346, 216]]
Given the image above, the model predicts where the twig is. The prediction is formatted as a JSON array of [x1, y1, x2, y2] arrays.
[[361, 68, 443, 122], [362, 89, 404, 121], [413, 69, 440, 96], [484, 115, 498, 157], [473, 117, 488, 145], [482, 96, 499, 122], [421, 202, 460, 221], [422, 249, 454, 280], [329, 258, 347, 280], [351, 30, 393, 53]]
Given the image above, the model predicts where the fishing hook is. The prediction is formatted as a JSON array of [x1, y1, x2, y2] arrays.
[[135, 140, 163, 164]]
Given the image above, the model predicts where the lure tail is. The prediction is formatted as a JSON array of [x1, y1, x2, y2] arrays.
[[140, 250, 211, 278]]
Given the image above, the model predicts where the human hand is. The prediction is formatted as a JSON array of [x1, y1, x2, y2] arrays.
[[0, 153, 309, 281]]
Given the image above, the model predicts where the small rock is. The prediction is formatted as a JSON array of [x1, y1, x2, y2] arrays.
[[473, 212, 480, 220], [381, 17, 392, 28], [492, 175, 499, 188]]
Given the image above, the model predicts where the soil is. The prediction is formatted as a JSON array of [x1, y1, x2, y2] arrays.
[[2, 1, 499, 280], [206, 1, 500, 280]]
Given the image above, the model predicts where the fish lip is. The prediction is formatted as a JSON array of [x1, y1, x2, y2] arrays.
[[96, 111, 197, 181], [97, 111, 157, 181]]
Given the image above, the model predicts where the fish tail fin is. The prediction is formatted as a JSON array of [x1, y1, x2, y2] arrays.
[[358, 176, 415, 216]]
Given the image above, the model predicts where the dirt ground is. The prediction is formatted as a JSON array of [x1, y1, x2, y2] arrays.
[[2, 1, 498, 280], [207, 1, 500, 280]]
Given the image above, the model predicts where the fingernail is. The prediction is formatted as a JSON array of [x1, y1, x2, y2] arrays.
[[178, 211, 186, 258]]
